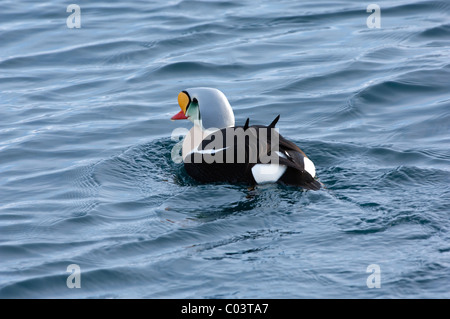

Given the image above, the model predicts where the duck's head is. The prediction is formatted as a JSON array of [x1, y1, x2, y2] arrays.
[[171, 87, 235, 130]]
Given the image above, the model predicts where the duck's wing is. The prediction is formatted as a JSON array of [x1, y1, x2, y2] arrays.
[[276, 151, 321, 190], [261, 115, 321, 190], [247, 128, 321, 190], [183, 127, 255, 184], [183, 117, 321, 190]]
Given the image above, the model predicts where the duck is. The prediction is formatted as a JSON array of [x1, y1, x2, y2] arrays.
[[171, 87, 321, 190]]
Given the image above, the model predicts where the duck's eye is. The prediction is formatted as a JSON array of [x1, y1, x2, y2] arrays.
[[178, 91, 191, 114]]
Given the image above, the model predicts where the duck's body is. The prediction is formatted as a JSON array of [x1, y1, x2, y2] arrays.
[[171, 88, 321, 190]]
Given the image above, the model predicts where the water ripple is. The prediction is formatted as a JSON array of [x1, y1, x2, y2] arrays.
[[1, 0, 449, 299]]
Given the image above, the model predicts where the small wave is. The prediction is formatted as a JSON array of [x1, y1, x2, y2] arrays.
[[381, 0, 450, 15], [418, 24, 450, 38], [128, 60, 249, 83], [0, 40, 146, 69]]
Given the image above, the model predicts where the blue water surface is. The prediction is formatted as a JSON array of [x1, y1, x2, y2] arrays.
[[0, 0, 449, 298]]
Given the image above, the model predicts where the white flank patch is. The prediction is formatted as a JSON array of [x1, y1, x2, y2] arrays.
[[251, 164, 287, 184], [193, 146, 229, 154], [303, 157, 316, 178], [275, 151, 287, 158]]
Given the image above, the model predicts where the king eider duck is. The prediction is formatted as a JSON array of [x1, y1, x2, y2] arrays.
[[171, 87, 321, 190]]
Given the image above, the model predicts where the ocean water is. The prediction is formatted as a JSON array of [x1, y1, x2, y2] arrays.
[[0, 0, 449, 299]]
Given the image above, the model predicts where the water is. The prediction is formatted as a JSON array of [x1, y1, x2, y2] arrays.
[[1, 0, 449, 298]]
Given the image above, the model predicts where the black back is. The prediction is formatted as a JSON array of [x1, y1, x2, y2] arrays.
[[183, 116, 321, 190]]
